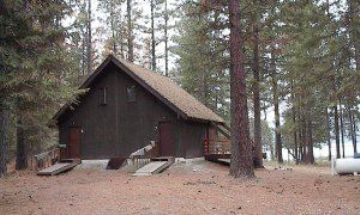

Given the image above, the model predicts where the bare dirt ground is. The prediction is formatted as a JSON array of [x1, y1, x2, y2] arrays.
[[1, 160, 359, 215]]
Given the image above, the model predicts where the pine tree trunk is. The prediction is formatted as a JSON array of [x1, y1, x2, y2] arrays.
[[127, 0, 134, 62], [325, 108, 332, 161], [16, 119, 28, 170], [0, 105, 9, 177], [339, 105, 345, 158], [270, 47, 283, 163], [291, 83, 298, 163], [119, 3, 124, 59], [334, 105, 341, 159], [353, 113, 358, 154], [262, 101, 267, 121], [110, 0, 117, 54], [164, 0, 169, 76], [306, 119, 314, 164], [120, 26, 124, 58], [228, 0, 254, 178], [303, 117, 309, 164], [86, 0, 92, 74], [299, 106, 307, 163], [151, 0, 156, 71], [269, 142, 275, 160], [348, 106, 358, 154], [298, 127, 302, 161], [293, 103, 298, 164], [348, 0, 360, 69], [81, 35, 86, 78], [252, 14, 263, 168], [346, 0, 359, 153], [201, 69, 208, 105], [298, 126, 303, 162]]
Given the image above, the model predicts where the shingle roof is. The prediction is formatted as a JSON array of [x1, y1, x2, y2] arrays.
[[53, 55, 224, 124]]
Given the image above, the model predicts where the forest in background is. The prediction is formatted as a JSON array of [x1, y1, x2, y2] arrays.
[[0, 0, 359, 177]]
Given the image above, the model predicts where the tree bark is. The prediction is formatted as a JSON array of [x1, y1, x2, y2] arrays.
[[201, 68, 208, 106], [348, 0, 360, 69], [339, 104, 345, 158], [269, 141, 275, 160], [110, 0, 117, 54], [16, 119, 28, 170], [293, 103, 298, 164], [334, 105, 341, 159], [325, 108, 332, 161], [119, 4, 124, 59], [151, 0, 156, 71], [252, 12, 263, 168], [353, 112, 358, 154], [228, 0, 254, 178], [298, 124, 304, 162], [270, 46, 283, 163], [299, 104, 307, 163], [306, 119, 314, 164], [164, 0, 169, 76], [347, 106, 358, 154], [86, 0, 92, 74], [81, 35, 86, 78], [127, 0, 134, 62], [291, 83, 298, 163], [0, 105, 9, 177]]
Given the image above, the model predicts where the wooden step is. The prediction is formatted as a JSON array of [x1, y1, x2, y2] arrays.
[[133, 157, 174, 176], [37, 159, 80, 176]]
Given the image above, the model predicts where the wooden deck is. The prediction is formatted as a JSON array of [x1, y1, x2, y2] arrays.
[[204, 123, 231, 162], [204, 138, 231, 161]]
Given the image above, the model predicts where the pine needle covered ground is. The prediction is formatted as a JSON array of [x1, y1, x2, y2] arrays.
[[1, 160, 359, 214]]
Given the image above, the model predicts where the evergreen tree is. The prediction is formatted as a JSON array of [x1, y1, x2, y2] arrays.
[[0, 0, 79, 174], [98, 0, 125, 56], [174, 1, 230, 120]]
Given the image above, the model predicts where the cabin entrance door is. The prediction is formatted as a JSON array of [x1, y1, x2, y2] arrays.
[[158, 121, 176, 156], [68, 127, 81, 158]]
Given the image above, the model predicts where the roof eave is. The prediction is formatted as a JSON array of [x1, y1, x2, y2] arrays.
[[186, 116, 225, 125]]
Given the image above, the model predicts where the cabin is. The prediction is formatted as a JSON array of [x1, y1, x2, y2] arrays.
[[52, 55, 227, 160]]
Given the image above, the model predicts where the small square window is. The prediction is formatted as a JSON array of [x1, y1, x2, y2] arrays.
[[99, 87, 107, 105], [127, 85, 136, 102]]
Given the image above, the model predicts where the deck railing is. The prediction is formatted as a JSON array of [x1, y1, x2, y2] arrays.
[[32, 147, 60, 171], [128, 141, 156, 171]]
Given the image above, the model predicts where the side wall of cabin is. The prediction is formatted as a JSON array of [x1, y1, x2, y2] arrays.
[[58, 62, 206, 159]]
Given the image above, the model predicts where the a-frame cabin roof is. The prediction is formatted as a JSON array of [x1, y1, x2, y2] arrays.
[[53, 55, 224, 124]]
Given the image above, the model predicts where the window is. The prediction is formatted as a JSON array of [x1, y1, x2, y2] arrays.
[[127, 85, 136, 102], [99, 87, 107, 105]]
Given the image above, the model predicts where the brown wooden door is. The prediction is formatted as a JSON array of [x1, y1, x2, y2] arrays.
[[159, 122, 175, 156], [68, 127, 81, 158]]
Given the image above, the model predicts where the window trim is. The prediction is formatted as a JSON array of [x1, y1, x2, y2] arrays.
[[99, 87, 107, 105], [126, 85, 137, 103]]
